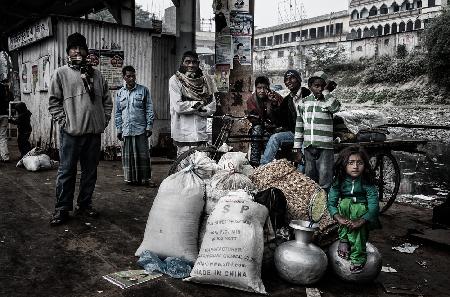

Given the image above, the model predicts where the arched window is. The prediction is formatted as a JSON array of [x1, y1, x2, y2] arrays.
[[391, 2, 400, 12], [351, 9, 359, 20], [392, 23, 398, 33], [414, 19, 421, 29], [384, 23, 391, 35], [406, 20, 414, 31], [370, 26, 376, 37], [369, 6, 378, 16], [417, 0, 422, 8], [357, 28, 362, 39], [360, 7, 369, 18], [399, 21, 406, 32], [377, 25, 383, 36], [380, 4, 389, 14], [401, 0, 410, 11], [363, 27, 369, 37]]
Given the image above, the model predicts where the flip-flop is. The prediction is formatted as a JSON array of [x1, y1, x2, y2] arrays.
[[337, 241, 350, 260], [350, 263, 364, 274]]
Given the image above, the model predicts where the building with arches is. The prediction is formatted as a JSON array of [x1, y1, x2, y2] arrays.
[[348, 0, 446, 59], [253, 0, 447, 75]]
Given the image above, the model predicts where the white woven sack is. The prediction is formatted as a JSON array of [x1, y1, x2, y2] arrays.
[[186, 190, 268, 294], [22, 154, 52, 171], [135, 151, 217, 263]]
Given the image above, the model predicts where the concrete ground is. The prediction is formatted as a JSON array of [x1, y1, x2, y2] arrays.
[[1, 140, 449, 297]]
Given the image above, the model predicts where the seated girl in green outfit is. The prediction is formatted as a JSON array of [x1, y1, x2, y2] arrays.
[[327, 145, 381, 274]]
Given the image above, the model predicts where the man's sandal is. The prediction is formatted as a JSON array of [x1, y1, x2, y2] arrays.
[[350, 263, 365, 274], [337, 241, 350, 260]]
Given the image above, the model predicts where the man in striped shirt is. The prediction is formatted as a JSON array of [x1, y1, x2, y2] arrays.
[[293, 71, 340, 191]]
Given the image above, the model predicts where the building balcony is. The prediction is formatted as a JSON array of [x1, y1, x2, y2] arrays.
[[349, 9, 421, 26]]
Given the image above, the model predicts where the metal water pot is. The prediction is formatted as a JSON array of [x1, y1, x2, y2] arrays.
[[328, 240, 382, 283], [274, 220, 328, 285]]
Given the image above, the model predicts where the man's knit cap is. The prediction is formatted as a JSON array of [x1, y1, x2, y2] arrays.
[[66, 32, 88, 54]]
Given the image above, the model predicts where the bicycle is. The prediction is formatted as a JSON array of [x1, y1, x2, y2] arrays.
[[168, 114, 272, 175]]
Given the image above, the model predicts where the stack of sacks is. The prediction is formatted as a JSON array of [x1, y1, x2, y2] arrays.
[[250, 159, 334, 232], [201, 152, 255, 242]]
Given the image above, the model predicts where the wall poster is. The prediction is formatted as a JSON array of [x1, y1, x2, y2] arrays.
[[31, 64, 38, 94], [229, 0, 249, 12], [230, 13, 253, 36], [39, 55, 51, 92], [232, 36, 251, 65], [215, 35, 233, 66], [88, 49, 124, 90], [214, 64, 230, 92], [21, 62, 31, 94]]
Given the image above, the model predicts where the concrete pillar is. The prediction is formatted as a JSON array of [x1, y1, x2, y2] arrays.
[[175, 0, 196, 64], [213, 0, 255, 152]]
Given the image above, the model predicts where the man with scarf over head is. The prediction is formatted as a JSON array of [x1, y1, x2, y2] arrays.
[[260, 70, 310, 168], [48, 32, 113, 226], [169, 51, 216, 155]]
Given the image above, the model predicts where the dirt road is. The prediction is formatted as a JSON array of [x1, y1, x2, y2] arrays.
[[1, 142, 449, 297]]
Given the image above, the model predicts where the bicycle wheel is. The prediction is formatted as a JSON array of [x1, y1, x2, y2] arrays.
[[370, 152, 400, 213], [168, 146, 218, 176]]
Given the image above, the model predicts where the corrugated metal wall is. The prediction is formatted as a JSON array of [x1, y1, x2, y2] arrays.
[[16, 16, 174, 149]]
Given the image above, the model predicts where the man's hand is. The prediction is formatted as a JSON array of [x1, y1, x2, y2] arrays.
[[348, 218, 366, 230], [145, 130, 152, 138], [325, 80, 337, 92], [117, 133, 123, 141], [291, 149, 302, 163], [191, 102, 203, 110]]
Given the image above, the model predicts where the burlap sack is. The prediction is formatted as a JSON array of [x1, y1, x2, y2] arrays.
[[250, 159, 335, 231]]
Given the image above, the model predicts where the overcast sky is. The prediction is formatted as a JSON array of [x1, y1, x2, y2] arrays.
[[136, 0, 349, 29]]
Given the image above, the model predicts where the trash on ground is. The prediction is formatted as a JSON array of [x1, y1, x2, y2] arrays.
[[381, 283, 422, 296], [137, 250, 192, 279], [416, 261, 428, 268], [102, 269, 162, 289], [381, 266, 398, 273], [306, 287, 322, 297], [392, 243, 419, 254]]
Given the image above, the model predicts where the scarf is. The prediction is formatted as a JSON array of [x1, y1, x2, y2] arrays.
[[175, 71, 213, 104], [67, 57, 95, 102]]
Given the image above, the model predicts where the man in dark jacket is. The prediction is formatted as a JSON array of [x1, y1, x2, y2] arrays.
[[0, 78, 12, 162], [246, 76, 282, 166], [260, 70, 310, 167], [8, 102, 32, 158]]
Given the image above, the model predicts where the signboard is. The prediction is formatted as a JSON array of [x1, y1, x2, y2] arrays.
[[8, 17, 53, 51], [88, 49, 124, 90]]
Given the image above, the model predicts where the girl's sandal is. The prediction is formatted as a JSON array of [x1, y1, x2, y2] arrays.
[[337, 241, 350, 260], [350, 263, 364, 274]]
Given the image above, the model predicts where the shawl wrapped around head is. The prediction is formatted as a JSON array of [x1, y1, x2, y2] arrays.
[[175, 71, 215, 104]]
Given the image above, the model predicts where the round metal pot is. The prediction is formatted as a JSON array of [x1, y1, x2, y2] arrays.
[[328, 240, 382, 283], [274, 220, 328, 285]]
